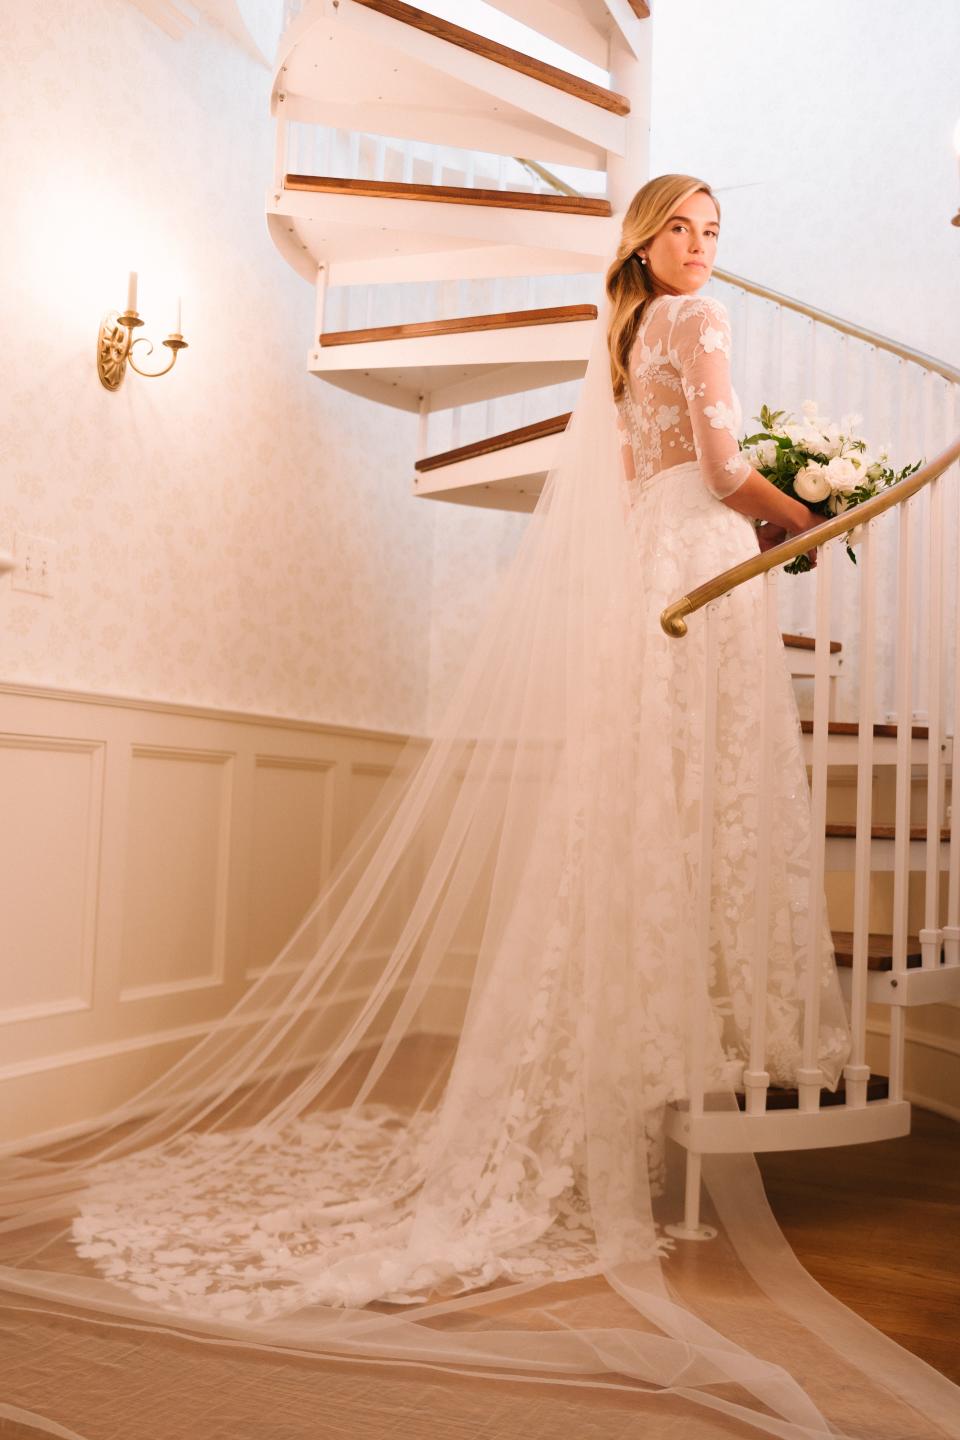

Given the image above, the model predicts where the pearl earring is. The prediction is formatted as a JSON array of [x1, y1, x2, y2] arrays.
[[639, 255, 647, 265]]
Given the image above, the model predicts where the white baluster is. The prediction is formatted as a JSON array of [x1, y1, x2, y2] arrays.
[[889, 487, 914, 1103], [798, 539, 832, 1112], [417, 396, 429, 461], [921, 424, 944, 969], [945, 398, 960, 970], [846, 521, 876, 1108], [668, 601, 720, 1242], [273, 118, 289, 196], [745, 574, 775, 1116], [313, 264, 327, 346]]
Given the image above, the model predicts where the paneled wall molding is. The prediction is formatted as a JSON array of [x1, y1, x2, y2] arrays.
[[0, 680, 421, 745], [0, 681, 415, 1145], [0, 733, 105, 1026]]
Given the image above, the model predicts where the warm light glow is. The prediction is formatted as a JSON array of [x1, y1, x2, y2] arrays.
[[25, 169, 185, 335], [954, 115, 960, 156]]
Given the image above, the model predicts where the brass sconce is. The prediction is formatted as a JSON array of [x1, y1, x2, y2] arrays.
[[97, 272, 188, 390]]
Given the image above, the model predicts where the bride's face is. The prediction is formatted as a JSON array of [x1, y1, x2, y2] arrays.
[[638, 191, 720, 296]]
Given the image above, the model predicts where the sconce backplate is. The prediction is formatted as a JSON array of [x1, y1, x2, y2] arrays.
[[97, 312, 132, 391]]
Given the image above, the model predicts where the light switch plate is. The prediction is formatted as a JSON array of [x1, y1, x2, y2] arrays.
[[12, 531, 56, 597]]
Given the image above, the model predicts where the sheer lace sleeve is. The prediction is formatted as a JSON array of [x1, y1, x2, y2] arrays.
[[668, 295, 752, 499]]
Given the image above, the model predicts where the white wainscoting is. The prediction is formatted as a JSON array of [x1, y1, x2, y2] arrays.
[[0, 682, 415, 1147], [1, 682, 958, 1149]]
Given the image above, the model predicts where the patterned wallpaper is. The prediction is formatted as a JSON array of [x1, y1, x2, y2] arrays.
[[0, 0, 465, 737]]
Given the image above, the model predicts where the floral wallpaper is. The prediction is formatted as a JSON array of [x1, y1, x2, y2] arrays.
[[0, 0, 452, 737]]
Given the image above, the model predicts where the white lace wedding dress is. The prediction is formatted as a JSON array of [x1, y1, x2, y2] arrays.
[[62, 292, 853, 1337]]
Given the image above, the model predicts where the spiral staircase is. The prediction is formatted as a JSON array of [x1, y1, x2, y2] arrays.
[[265, 0, 960, 1230]]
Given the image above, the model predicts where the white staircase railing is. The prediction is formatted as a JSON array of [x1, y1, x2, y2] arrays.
[[660, 431, 960, 1236]]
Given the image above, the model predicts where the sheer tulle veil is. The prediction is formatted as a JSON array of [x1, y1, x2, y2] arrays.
[[1, 278, 959, 1440]]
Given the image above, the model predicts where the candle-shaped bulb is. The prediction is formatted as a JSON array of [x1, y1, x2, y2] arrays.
[[175, 295, 182, 335], [127, 271, 138, 313]]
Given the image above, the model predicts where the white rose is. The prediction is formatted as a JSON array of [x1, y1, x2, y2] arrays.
[[757, 438, 779, 467], [825, 455, 860, 493], [794, 464, 832, 503], [801, 399, 820, 419], [839, 412, 864, 434], [783, 423, 805, 444]]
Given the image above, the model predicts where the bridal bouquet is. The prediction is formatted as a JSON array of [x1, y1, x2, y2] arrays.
[[740, 401, 922, 574]]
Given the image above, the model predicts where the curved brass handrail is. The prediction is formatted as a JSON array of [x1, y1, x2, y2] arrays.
[[660, 434, 960, 639], [711, 267, 960, 387]]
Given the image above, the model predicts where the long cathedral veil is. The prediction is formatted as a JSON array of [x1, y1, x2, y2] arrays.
[[1, 293, 959, 1440]]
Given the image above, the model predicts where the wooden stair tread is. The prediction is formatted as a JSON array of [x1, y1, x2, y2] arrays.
[[283, 175, 612, 216], [825, 823, 950, 841], [831, 931, 922, 970], [782, 631, 842, 655], [321, 305, 597, 349], [352, 0, 631, 116], [416, 413, 572, 473], [800, 719, 929, 739], [734, 1072, 889, 1111]]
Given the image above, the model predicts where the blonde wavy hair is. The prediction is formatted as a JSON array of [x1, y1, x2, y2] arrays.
[[606, 174, 720, 400]]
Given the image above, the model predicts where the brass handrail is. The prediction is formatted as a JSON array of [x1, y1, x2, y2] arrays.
[[660, 434, 960, 638], [711, 267, 960, 386], [514, 156, 581, 197]]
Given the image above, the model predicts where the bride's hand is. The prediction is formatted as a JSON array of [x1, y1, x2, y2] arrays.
[[755, 522, 788, 554], [785, 505, 822, 569]]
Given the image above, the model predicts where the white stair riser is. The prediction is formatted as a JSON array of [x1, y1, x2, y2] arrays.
[[665, 1098, 911, 1154], [490, 0, 647, 65], [308, 360, 580, 414], [485, 0, 615, 69], [824, 835, 950, 873], [801, 734, 944, 768], [268, 206, 613, 289], [414, 433, 559, 498], [309, 322, 592, 409], [271, 188, 615, 252], [281, 94, 610, 171], [837, 965, 960, 1007], [784, 653, 843, 679], [275, 4, 626, 157], [324, 244, 606, 288]]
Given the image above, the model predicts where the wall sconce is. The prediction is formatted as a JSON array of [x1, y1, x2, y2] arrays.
[[97, 272, 188, 390]]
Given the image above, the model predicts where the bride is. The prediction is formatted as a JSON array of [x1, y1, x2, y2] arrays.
[[3, 175, 959, 1440]]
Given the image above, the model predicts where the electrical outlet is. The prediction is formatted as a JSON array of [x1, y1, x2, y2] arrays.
[[12, 531, 56, 597]]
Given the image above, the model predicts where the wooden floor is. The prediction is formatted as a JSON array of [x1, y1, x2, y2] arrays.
[[0, 1105, 957, 1439], [756, 1105, 960, 1383]]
